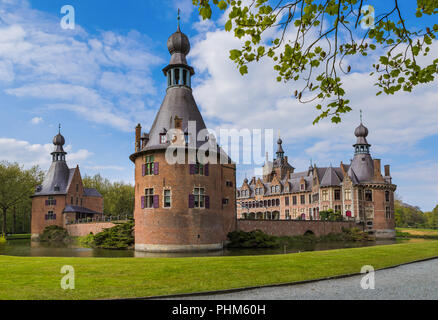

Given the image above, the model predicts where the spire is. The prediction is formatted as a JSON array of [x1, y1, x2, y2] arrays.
[[276, 136, 284, 159], [177, 8, 181, 31], [353, 111, 371, 155]]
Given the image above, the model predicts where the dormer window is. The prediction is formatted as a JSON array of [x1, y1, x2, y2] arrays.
[[160, 133, 167, 144], [54, 185, 60, 192]]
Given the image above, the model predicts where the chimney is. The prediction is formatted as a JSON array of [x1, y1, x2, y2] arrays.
[[135, 124, 142, 152], [385, 165, 391, 177], [373, 159, 381, 176]]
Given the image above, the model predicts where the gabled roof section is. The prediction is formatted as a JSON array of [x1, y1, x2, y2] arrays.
[[84, 188, 103, 198], [320, 166, 342, 187]]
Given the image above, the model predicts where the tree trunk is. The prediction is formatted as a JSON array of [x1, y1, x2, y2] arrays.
[[2, 208, 7, 235], [12, 206, 16, 234]]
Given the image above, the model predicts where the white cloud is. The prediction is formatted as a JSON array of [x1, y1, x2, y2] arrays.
[[0, 1, 163, 132], [0, 137, 91, 169], [30, 117, 43, 124]]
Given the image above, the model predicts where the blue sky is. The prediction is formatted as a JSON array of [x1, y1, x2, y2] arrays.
[[0, 0, 437, 211]]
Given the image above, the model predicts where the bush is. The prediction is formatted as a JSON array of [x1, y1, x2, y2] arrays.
[[92, 221, 134, 249], [40, 226, 69, 242], [227, 230, 279, 248], [78, 233, 95, 248], [0, 235, 6, 244]]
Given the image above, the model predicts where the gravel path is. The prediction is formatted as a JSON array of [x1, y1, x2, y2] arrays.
[[172, 258, 438, 300]]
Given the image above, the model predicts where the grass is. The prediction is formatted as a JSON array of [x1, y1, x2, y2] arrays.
[[0, 241, 437, 300], [5, 234, 31, 240], [397, 228, 438, 237]]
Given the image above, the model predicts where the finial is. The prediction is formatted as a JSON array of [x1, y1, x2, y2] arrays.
[[177, 8, 181, 31], [360, 109, 363, 124], [58, 123, 61, 134]]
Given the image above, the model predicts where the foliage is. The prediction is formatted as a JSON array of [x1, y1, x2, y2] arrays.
[[82, 174, 134, 217], [91, 221, 134, 249], [40, 226, 69, 242], [319, 209, 344, 221], [229, 227, 369, 248], [0, 162, 44, 235], [227, 229, 279, 248], [193, 0, 438, 124], [1, 241, 438, 299], [78, 234, 95, 248], [396, 227, 438, 239], [0, 235, 6, 244]]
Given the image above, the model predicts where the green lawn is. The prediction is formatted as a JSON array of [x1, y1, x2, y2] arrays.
[[397, 228, 438, 237], [1, 240, 438, 300]]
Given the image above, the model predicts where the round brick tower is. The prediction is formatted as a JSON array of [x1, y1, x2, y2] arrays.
[[130, 23, 236, 252]]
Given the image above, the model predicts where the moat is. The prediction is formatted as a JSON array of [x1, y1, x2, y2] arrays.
[[0, 239, 412, 258]]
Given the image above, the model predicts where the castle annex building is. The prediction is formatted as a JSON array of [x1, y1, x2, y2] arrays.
[[129, 24, 236, 252], [31, 131, 103, 240], [237, 122, 397, 239]]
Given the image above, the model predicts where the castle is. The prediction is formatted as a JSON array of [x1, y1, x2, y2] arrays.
[[237, 121, 397, 239], [30, 21, 397, 245], [31, 129, 103, 240]]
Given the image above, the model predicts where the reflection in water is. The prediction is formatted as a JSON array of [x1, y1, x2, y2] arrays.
[[0, 238, 411, 259]]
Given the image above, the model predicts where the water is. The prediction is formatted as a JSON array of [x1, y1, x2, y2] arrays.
[[0, 238, 409, 258]]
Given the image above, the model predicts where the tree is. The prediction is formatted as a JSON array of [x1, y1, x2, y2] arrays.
[[194, 0, 438, 124], [82, 174, 134, 217], [0, 162, 43, 235]]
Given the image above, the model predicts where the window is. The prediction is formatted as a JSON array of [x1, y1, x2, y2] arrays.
[[309, 194, 312, 204], [194, 188, 205, 208], [335, 205, 342, 213], [300, 195, 305, 205], [46, 211, 56, 221], [145, 188, 154, 208], [164, 190, 171, 208], [292, 209, 297, 219], [160, 133, 167, 144], [345, 189, 351, 201], [226, 181, 233, 188], [222, 198, 229, 205], [145, 155, 155, 176], [385, 206, 391, 219], [47, 196, 56, 206], [285, 209, 290, 220], [365, 190, 373, 202], [80, 198, 83, 207], [358, 189, 363, 200], [323, 205, 328, 211], [385, 191, 390, 202], [76, 184, 79, 192], [322, 190, 328, 201], [71, 197, 74, 205], [292, 196, 297, 205], [301, 184, 305, 191], [276, 199, 280, 206], [285, 197, 289, 206], [334, 189, 341, 201]]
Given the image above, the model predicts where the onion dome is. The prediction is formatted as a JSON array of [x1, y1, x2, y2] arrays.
[[354, 123, 369, 138], [167, 29, 190, 56], [53, 133, 65, 146]]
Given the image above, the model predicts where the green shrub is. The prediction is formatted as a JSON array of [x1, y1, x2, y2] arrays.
[[92, 221, 134, 249], [40, 226, 69, 242], [0, 235, 6, 244], [78, 233, 95, 248], [227, 230, 279, 248]]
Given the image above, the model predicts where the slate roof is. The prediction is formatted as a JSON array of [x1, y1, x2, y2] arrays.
[[64, 205, 102, 215], [84, 188, 103, 198], [34, 164, 74, 197], [320, 166, 342, 187]]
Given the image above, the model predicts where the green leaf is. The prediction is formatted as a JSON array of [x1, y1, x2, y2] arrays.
[[239, 65, 248, 75]]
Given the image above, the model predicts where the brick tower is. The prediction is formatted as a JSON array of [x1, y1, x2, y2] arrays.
[[130, 21, 236, 252], [31, 129, 103, 241]]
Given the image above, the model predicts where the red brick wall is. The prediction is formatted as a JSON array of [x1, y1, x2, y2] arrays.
[[237, 220, 356, 237], [66, 222, 116, 237]]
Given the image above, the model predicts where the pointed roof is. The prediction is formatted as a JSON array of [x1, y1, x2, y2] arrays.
[[320, 166, 342, 187]]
